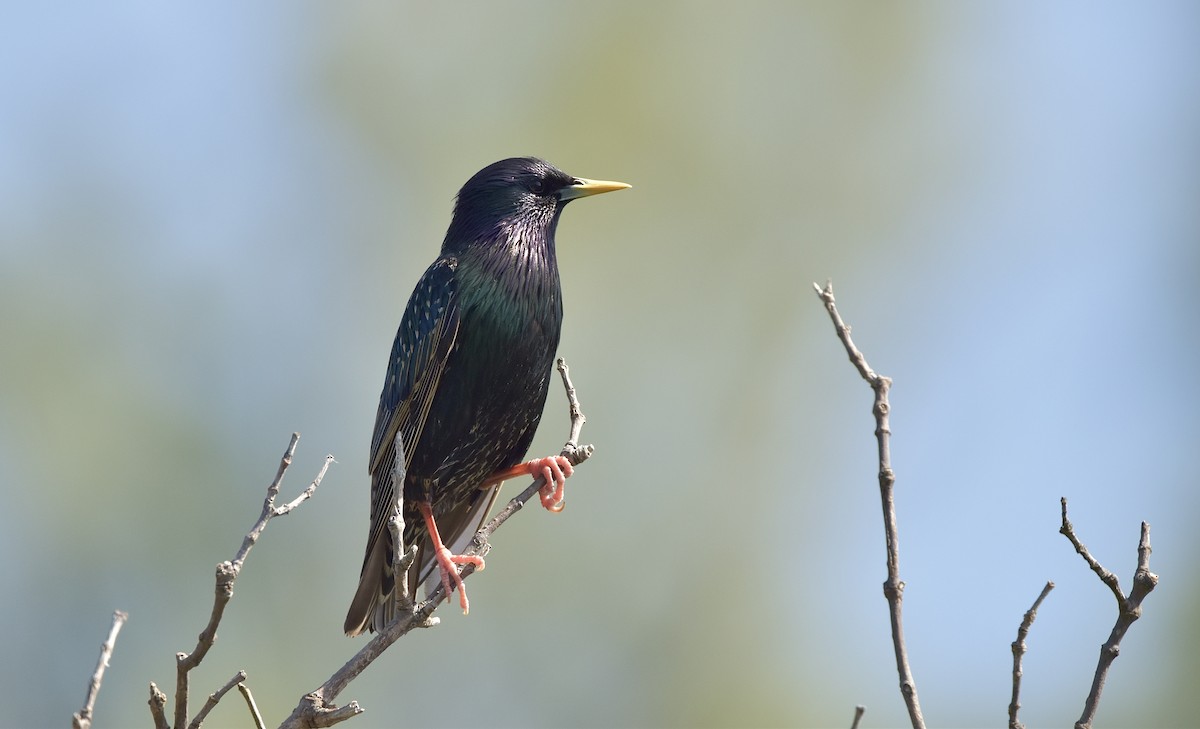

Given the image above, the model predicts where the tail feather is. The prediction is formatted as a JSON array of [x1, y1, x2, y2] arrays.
[[343, 534, 392, 636], [344, 484, 503, 636]]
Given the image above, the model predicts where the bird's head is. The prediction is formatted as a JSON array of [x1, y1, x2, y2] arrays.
[[444, 157, 629, 255]]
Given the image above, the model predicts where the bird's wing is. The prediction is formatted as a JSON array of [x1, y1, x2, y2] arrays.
[[364, 256, 460, 563]]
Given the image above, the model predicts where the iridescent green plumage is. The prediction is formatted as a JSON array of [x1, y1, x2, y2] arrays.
[[345, 158, 628, 635]]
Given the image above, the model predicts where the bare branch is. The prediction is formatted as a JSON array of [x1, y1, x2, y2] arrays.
[[1060, 499, 1158, 729], [149, 682, 170, 729], [238, 683, 267, 729], [1008, 581, 1055, 729], [1059, 498, 1124, 610], [279, 357, 593, 728], [282, 694, 364, 729], [153, 434, 333, 729], [237, 438, 336, 570], [188, 670, 247, 729], [814, 280, 925, 729], [72, 609, 128, 729], [389, 433, 416, 617], [558, 357, 588, 447], [850, 705, 866, 729]]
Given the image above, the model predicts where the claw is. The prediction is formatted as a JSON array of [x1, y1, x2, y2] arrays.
[[483, 455, 573, 513], [418, 501, 484, 614], [528, 455, 572, 512]]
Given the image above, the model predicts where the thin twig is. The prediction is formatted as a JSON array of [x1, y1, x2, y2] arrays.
[[188, 670, 247, 729], [238, 683, 267, 729], [390, 433, 416, 617], [1060, 499, 1158, 729], [149, 683, 170, 729], [279, 357, 593, 729], [72, 609, 129, 729], [238, 440, 335, 570], [850, 705, 866, 729], [1008, 581, 1054, 729], [154, 434, 333, 729], [1059, 499, 1124, 610], [814, 281, 925, 729]]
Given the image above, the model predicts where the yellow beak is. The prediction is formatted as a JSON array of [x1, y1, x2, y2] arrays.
[[559, 177, 632, 201]]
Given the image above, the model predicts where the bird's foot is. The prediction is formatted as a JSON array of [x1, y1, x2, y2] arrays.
[[484, 455, 573, 512], [531, 455, 573, 512], [431, 544, 484, 615], [418, 501, 484, 614]]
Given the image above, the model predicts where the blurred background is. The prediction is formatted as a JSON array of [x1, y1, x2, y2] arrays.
[[2, 3, 1197, 727]]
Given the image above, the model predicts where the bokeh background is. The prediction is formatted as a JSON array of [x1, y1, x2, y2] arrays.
[[2, 3, 1197, 727]]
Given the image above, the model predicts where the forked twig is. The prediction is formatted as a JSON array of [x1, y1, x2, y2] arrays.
[[149, 434, 333, 729], [1060, 498, 1157, 729]]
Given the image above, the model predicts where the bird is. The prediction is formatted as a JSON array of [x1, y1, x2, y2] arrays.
[[344, 157, 629, 636]]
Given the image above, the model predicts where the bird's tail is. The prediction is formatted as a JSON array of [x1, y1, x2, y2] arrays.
[[344, 514, 433, 636], [343, 484, 504, 635], [343, 532, 393, 636]]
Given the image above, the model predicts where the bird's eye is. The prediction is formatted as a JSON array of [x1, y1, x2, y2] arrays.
[[529, 179, 546, 195]]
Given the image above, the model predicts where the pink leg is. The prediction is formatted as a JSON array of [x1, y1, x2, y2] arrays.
[[418, 501, 484, 614], [483, 456, 573, 512]]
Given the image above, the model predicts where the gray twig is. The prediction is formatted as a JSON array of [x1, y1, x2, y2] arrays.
[[278, 357, 593, 729], [850, 705, 866, 729], [150, 434, 333, 729], [1008, 581, 1055, 729], [188, 670, 247, 729], [390, 434, 417, 617], [1060, 498, 1158, 729], [238, 682, 267, 729], [814, 281, 925, 729], [72, 609, 129, 729], [149, 683, 170, 729]]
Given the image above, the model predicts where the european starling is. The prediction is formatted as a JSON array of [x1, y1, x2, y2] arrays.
[[344, 157, 629, 636]]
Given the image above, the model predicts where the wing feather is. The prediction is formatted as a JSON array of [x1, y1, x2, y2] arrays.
[[344, 257, 463, 639], [364, 256, 460, 565]]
